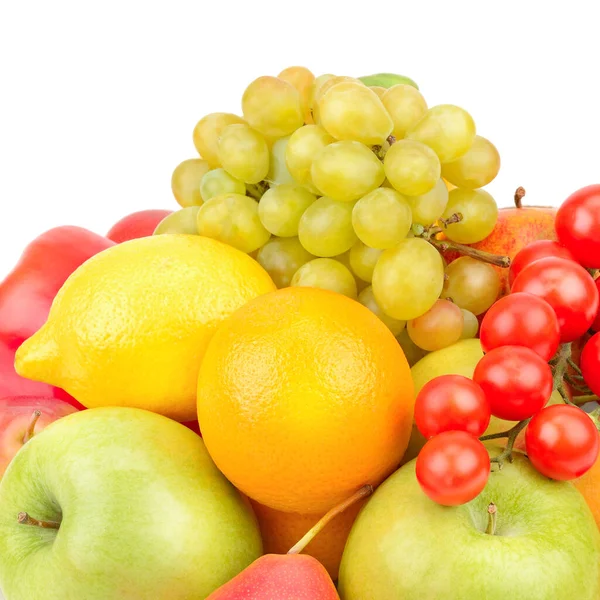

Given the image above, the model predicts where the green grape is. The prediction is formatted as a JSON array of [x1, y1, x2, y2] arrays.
[[407, 105, 476, 163], [291, 258, 357, 299], [298, 197, 357, 257], [396, 329, 428, 367], [267, 137, 295, 185], [256, 236, 314, 288], [381, 84, 428, 139], [171, 158, 211, 208], [349, 241, 383, 282], [441, 257, 501, 315], [242, 76, 304, 138], [310, 74, 335, 110], [441, 135, 501, 189], [369, 86, 387, 98], [278, 66, 315, 124], [318, 82, 393, 145], [196, 193, 270, 253], [352, 188, 412, 249], [332, 251, 368, 293], [372, 237, 444, 320], [218, 124, 270, 184], [407, 179, 449, 226], [358, 286, 406, 335], [460, 309, 479, 339], [200, 168, 246, 202], [407, 299, 464, 351], [442, 188, 498, 244], [311, 76, 359, 123], [285, 125, 334, 193], [192, 113, 246, 168], [384, 140, 441, 196], [311, 141, 385, 202], [258, 184, 316, 237], [154, 207, 200, 235]]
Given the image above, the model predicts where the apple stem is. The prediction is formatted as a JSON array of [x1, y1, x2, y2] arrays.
[[514, 186, 526, 208], [485, 503, 497, 535], [22, 410, 42, 444], [287, 485, 373, 555], [17, 512, 60, 530]]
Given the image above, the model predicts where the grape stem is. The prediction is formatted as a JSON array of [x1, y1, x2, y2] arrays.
[[481, 419, 530, 468], [246, 181, 270, 201], [428, 238, 511, 268]]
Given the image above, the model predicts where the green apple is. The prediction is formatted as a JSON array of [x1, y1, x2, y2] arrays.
[[0, 407, 262, 600], [339, 449, 600, 599]]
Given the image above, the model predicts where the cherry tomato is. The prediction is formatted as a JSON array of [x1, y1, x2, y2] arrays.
[[511, 257, 599, 343], [473, 346, 553, 421], [480, 292, 560, 361], [509, 240, 576, 287], [555, 184, 600, 269], [416, 431, 490, 506], [525, 404, 599, 480], [581, 333, 600, 397], [593, 277, 600, 332], [415, 375, 491, 439]]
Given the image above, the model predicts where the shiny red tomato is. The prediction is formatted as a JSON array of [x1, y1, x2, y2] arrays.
[[509, 240, 577, 287], [416, 431, 490, 506], [593, 277, 600, 332], [581, 333, 600, 397], [555, 184, 600, 269], [415, 375, 491, 439], [480, 292, 560, 361], [473, 346, 553, 421], [511, 257, 599, 343], [525, 404, 599, 480]]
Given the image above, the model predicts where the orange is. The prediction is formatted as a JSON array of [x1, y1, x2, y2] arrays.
[[250, 499, 365, 580], [197, 287, 414, 514], [574, 454, 600, 529]]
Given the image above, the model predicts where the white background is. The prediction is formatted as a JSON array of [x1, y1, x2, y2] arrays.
[[0, 0, 599, 279]]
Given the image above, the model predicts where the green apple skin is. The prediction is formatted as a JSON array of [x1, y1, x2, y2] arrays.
[[0, 407, 263, 600], [339, 449, 600, 600]]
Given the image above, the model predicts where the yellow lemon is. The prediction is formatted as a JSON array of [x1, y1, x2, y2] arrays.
[[16, 235, 275, 421]]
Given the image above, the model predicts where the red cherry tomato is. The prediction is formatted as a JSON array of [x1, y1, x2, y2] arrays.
[[581, 333, 600, 397], [511, 257, 599, 343], [555, 184, 600, 269], [525, 404, 599, 480], [509, 240, 577, 287], [480, 292, 560, 361], [416, 431, 490, 506], [473, 346, 553, 421], [593, 278, 600, 332], [415, 375, 491, 439]]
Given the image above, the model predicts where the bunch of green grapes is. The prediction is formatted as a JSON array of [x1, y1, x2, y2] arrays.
[[164, 66, 503, 358]]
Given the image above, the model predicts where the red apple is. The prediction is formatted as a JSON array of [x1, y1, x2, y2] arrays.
[[0, 396, 79, 478], [106, 209, 173, 243]]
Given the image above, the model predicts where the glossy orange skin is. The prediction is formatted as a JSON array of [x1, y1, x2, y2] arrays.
[[197, 287, 414, 514], [250, 499, 366, 580], [206, 554, 339, 600], [445, 205, 557, 296]]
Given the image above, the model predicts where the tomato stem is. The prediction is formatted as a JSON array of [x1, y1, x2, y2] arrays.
[[287, 485, 373, 555], [481, 419, 530, 468], [22, 410, 42, 444], [567, 358, 583, 375], [572, 394, 600, 405], [485, 503, 497, 535], [17, 512, 60, 530]]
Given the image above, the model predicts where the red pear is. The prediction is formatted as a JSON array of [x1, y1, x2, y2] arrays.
[[206, 485, 373, 599]]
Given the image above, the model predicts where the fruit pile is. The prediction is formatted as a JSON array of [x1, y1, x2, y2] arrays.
[[0, 66, 599, 600]]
